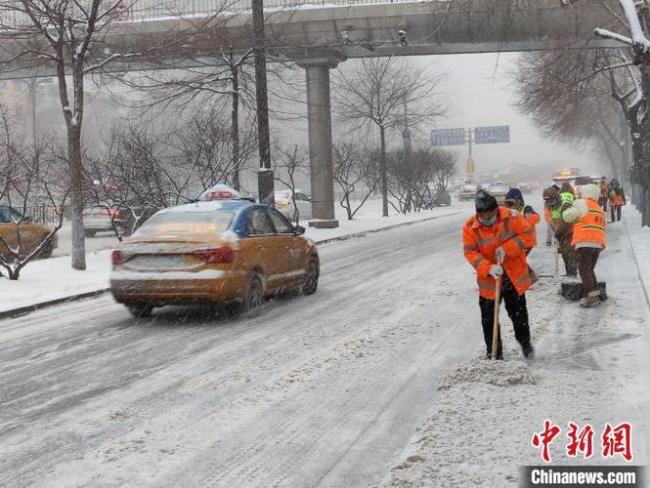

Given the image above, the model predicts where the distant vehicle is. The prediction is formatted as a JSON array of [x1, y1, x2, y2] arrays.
[[83, 206, 124, 237], [274, 189, 312, 220], [552, 168, 580, 186], [486, 181, 510, 203], [110, 200, 319, 317], [458, 183, 479, 201], [574, 175, 597, 186], [0, 204, 58, 259]]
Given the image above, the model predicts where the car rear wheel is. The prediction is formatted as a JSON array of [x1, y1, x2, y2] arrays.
[[303, 257, 319, 295], [242, 273, 264, 316], [127, 304, 153, 318], [39, 239, 54, 259]]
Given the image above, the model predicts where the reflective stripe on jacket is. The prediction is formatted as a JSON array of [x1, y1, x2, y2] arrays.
[[462, 207, 534, 299], [560, 192, 575, 204], [572, 198, 607, 249]]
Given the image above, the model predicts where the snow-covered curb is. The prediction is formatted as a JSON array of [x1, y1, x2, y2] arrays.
[[624, 208, 650, 309], [0, 208, 461, 320]]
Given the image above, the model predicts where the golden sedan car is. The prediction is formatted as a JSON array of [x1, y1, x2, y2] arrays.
[[0, 204, 58, 260], [110, 200, 320, 317]]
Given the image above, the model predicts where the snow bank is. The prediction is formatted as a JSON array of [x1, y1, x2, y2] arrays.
[[438, 357, 538, 389], [0, 251, 112, 314]]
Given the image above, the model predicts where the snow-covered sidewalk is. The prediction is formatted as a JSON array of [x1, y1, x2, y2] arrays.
[[0, 203, 462, 317], [378, 207, 650, 487]]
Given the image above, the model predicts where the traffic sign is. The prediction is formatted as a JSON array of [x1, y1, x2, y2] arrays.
[[474, 125, 510, 144], [431, 128, 465, 146]]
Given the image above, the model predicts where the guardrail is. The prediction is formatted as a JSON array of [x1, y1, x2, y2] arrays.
[[21, 205, 71, 226], [0, 0, 421, 27]]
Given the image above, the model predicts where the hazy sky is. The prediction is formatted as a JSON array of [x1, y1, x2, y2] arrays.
[[278, 51, 607, 182], [414, 52, 602, 178]]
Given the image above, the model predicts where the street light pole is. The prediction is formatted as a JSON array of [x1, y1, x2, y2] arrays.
[[252, 0, 274, 204]]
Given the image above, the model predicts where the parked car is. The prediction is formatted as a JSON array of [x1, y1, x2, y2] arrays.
[[274, 189, 312, 220], [110, 200, 319, 317], [83, 206, 124, 237], [486, 181, 510, 203], [458, 183, 478, 201], [0, 204, 58, 259]]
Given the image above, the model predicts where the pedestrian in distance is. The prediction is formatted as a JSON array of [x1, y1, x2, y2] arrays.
[[599, 176, 609, 211], [562, 184, 607, 308], [462, 190, 535, 360], [505, 187, 540, 283], [608, 179, 626, 223]]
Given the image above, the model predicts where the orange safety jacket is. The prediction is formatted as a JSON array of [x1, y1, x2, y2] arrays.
[[543, 206, 552, 224], [462, 207, 535, 300], [523, 205, 540, 248], [572, 198, 607, 249], [609, 193, 625, 207]]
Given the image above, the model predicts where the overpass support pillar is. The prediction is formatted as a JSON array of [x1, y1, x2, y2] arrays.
[[299, 53, 345, 229]]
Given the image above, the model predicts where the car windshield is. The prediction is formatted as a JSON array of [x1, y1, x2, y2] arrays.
[[133, 211, 234, 237], [0, 206, 24, 223]]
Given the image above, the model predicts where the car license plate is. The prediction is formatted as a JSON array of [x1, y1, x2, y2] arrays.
[[127, 255, 188, 270]]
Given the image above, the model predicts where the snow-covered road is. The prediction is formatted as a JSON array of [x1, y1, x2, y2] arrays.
[[1, 211, 485, 488]]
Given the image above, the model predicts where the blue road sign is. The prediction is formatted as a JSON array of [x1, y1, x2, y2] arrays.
[[474, 125, 510, 144], [431, 128, 465, 146]]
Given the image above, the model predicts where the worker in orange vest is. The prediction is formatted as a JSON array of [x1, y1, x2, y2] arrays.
[[562, 184, 607, 307], [462, 190, 536, 359], [505, 187, 540, 282], [608, 179, 626, 222]]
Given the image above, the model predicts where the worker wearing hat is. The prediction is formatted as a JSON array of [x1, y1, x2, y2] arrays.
[[462, 190, 535, 359], [505, 187, 540, 282]]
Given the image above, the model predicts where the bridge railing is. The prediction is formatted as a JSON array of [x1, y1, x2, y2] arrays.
[[0, 0, 420, 28]]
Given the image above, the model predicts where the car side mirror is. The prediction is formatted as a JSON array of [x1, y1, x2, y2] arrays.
[[294, 225, 305, 236]]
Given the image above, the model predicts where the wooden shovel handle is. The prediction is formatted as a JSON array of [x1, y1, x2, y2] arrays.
[[491, 255, 503, 360]]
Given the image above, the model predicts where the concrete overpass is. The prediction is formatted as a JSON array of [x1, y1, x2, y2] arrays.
[[0, 0, 623, 226]]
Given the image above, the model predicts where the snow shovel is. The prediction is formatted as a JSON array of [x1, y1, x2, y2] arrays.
[[491, 255, 503, 360], [554, 240, 560, 279]]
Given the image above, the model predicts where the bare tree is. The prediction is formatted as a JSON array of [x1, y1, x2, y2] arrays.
[[334, 57, 446, 217], [543, 0, 650, 225], [0, 107, 68, 279], [273, 144, 307, 224], [85, 124, 193, 239], [333, 142, 378, 220], [0, 0, 147, 269], [386, 145, 456, 214], [173, 106, 257, 193]]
